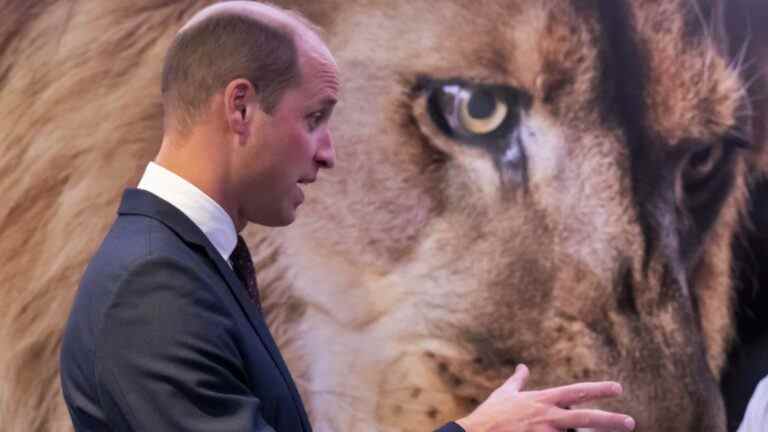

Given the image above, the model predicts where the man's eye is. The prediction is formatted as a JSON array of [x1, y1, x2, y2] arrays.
[[427, 82, 522, 141], [307, 112, 323, 129]]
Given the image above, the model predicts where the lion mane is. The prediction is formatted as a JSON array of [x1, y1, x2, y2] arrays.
[[0, 1, 766, 431]]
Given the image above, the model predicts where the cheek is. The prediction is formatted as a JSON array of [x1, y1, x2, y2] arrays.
[[274, 125, 303, 151], [286, 135, 315, 166]]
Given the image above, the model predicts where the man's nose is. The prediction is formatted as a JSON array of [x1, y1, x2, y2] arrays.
[[315, 131, 335, 169]]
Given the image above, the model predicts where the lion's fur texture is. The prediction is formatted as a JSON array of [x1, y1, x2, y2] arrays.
[[0, 1, 766, 431]]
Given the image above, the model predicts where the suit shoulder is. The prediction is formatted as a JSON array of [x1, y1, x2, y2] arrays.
[[94, 254, 240, 365], [73, 215, 225, 341], [83, 215, 204, 285], [105, 214, 189, 261], [106, 254, 230, 318]]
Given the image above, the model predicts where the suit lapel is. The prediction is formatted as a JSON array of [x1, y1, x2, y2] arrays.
[[118, 189, 311, 430], [203, 243, 312, 430]]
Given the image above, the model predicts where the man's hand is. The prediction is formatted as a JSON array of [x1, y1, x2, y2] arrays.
[[455, 364, 636, 432]]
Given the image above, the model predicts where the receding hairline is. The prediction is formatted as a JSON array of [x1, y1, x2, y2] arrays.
[[179, 1, 320, 46], [176, 1, 336, 85]]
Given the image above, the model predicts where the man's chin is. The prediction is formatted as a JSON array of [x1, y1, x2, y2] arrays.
[[251, 210, 296, 228]]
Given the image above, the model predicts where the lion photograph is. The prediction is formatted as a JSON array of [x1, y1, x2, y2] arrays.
[[0, 0, 766, 431]]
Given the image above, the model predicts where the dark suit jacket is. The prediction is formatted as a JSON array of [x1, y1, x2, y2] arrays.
[[61, 189, 464, 432]]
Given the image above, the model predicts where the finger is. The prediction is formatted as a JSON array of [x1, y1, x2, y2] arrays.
[[538, 381, 623, 407], [551, 408, 636, 431], [502, 363, 529, 392]]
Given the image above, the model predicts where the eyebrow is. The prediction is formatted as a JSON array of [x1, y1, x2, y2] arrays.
[[318, 96, 338, 109]]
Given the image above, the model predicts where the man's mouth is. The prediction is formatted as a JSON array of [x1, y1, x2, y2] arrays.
[[297, 177, 316, 184], [296, 178, 315, 204]]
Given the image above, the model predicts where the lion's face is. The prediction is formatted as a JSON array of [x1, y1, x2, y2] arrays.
[[0, 1, 764, 432], [260, 1, 753, 430]]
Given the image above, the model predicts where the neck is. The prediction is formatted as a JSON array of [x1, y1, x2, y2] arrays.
[[155, 128, 246, 232]]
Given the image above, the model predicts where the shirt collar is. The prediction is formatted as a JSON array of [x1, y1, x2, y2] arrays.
[[137, 162, 237, 261]]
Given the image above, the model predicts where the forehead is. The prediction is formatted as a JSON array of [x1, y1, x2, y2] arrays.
[[296, 40, 340, 98]]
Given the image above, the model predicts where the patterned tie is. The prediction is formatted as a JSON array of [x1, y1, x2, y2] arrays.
[[230, 235, 261, 310]]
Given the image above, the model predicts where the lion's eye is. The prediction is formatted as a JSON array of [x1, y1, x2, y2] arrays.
[[681, 133, 749, 196], [683, 144, 722, 187], [679, 138, 743, 208], [458, 88, 508, 135], [427, 83, 519, 140]]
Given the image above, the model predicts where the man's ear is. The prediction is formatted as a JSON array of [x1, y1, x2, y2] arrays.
[[224, 79, 257, 137]]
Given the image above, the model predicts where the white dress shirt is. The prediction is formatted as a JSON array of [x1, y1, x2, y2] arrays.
[[137, 162, 237, 264], [738, 376, 768, 432]]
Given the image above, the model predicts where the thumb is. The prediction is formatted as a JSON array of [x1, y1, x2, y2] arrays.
[[503, 363, 529, 393]]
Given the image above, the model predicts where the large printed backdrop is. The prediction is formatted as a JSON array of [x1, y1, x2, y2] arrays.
[[0, 1, 766, 431]]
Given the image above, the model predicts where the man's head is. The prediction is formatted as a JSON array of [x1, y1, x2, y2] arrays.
[[159, 1, 339, 229]]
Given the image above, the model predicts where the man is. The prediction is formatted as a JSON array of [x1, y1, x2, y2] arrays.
[[60, 2, 636, 431]]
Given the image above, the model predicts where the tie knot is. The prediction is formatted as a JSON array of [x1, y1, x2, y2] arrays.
[[231, 235, 251, 265], [230, 235, 260, 309]]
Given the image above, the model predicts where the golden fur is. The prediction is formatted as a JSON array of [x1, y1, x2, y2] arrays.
[[0, 1, 765, 431]]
